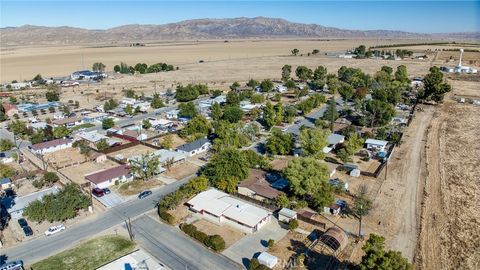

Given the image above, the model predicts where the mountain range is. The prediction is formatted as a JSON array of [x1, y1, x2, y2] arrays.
[[1, 17, 479, 46]]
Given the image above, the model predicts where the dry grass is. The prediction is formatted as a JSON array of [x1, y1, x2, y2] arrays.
[[59, 160, 119, 185], [191, 219, 246, 249], [115, 179, 163, 196], [107, 144, 157, 160], [163, 161, 199, 180]]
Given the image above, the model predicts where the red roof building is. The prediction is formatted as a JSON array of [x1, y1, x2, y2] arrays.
[[2, 103, 18, 117], [85, 165, 131, 188], [238, 169, 281, 201]]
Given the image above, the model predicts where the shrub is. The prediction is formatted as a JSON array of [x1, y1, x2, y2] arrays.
[[32, 179, 44, 189], [205, 235, 226, 251], [180, 223, 197, 236], [194, 230, 208, 243], [158, 210, 175, 225], [267, 239, 275, 248], [288, 219, 299, 231]]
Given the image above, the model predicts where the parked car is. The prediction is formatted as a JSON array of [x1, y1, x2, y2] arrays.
[[22, 226, 33, 237], [92, 188, 105, 197], [102, 187, 111, 195], [45, 224, 65, 236], [17, 218, 28, 228], [138, 190, 152, 199]]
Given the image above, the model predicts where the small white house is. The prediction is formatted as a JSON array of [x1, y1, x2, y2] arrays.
[[29, 139, 73, 155], [176, 138, 211, 156], [85, 164, 132, 189], [165, 109, 180, 120], [365, 139, 388, 151], [278, 208, 297, 223], [275, 85, 287, 93]]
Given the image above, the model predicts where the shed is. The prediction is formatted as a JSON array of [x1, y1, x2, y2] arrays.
[[257, 252, 278, 268], [0, 178, 12, 189], [278, 208, 297, 223], [324, 204, 341, 216], [365, 139, 388, 151], [320, 227, 348, 251]]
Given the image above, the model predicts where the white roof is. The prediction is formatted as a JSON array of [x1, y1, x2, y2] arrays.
[[257, 252, 278, 268], [150, 118, 173, 126], [365, 138, 388, 146], [327, 134, 345, 145], [187, 189, 271, 228], [77, 131, 109, 143], [279, 208, 297, 218], [130, 149, 186, 165]]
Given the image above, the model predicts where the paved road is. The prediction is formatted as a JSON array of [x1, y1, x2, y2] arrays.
[[1, 175, 194, 265], [0, 127, 31, 149], [133, 215, 243, 270]]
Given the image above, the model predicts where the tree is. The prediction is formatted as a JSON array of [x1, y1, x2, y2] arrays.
[[160, 134, 174, 149], [180, 115, 212, 140], [179, 102, 198, 118], [259, 79, 274, 93], [0, 139, 14, 151], [211, 102, 222, 121], [281, 65, 292, 81], [288, 219, 299, 230], [102, 118, 115, 130], [283, 157, 331, 200], [394, 65, 409, 83], [92, 62, 106, 72], [103, 99, 118, 111], [230, 81, 240, 91], [0, 164, 14, 178], [345, 133, 364, 155], [203, 148, 249, 191], [274, 102, 284, 125], [129, 153, 160, 181], [338, 83, 354, 101], [213, 121, 250, 151], [53, 126, 71, 139], [364, 100, 395, 127], [250, 93, 264, 104], [276, 193, 290, 208], [43, 172, 59, 185], [8, 120, 26, 137], [176, 84, 200, 102], [337, 148, 352, 163], [124, 104, 133, 115], [222, 106, 244, 123], [354, 45, 366, 56], [151, 93, 165, 109], [295, 66, 313, 81], [422, 66, 451, 103], [45, 90, 60, 102], [29, 131, 44, 144], [33, 74, 43, 82], [95, 138, 109, 151], [262, 102, 276, 130], [299, 127, 329, 158], [246, 79, 260, 89], [226, 91, 240, 106], [113, 65, 121, 73], [134, 63, 148, 74], [313, 66, 327, 81], [360, 234, 412, 270], [353, 185, 373, 237], [142, 119, 152, 130], [265, 128, 293, 155], [291, 48, 299, 56], [323, 98, 339, 131]]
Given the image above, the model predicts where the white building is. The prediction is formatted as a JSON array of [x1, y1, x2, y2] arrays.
[[186, 188, 272, 234], [275, 85, 287, 93], [29, 138, 73, 155], [176, 138, 211, 156], [365, 138, 388, 151], [165, 109, 180, 119]]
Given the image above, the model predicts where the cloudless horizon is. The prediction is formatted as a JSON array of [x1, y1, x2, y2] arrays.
[[1, 1, 479, 33]]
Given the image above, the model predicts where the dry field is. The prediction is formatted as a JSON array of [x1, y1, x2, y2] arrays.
[[162, 161, 200, 180], [191, 219, 246, 249], [417, 80, 480, 270], [59, 159, 119, 185], [107, 144, 157, 160], [115, 179, 164, 196], [44, 147, 87, 168]]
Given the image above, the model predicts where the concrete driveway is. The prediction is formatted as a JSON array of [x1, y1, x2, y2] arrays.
[[222, 219, 288, 268], [95, 192, 125, 208]]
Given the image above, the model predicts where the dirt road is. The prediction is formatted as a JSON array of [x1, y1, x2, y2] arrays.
[[367, 105, 434, 261]]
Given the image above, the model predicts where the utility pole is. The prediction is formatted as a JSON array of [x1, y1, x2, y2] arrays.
[[358, 205, 363, 237]]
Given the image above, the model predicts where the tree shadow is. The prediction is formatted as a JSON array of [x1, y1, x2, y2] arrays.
[[0, 254, 8, 265]]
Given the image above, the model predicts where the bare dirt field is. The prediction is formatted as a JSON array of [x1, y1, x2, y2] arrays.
[[191, 219, 246, 249], [44, 147, 87, 168], [107, 144, 157, 160], [115, 179, 164, 196], [59, 159, 119, 185], [162, 161, 200, 180], [417, 80, 480, 270]]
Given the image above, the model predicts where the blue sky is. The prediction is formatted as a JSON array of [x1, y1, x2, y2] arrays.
[[1, 1, 479, 33]]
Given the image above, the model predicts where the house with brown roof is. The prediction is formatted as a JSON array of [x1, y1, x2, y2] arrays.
[[238, 169, 281, 201], [29, 138, 73, 155], [2, 103, 18, 117], [85, 164, 132, 189], [51, 116, 83, 128]]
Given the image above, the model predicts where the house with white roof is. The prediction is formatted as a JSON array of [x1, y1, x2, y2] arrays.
[[29, 138, 73, 155], [165, 109, 180, 120], [176, 138, 211, 156], [323, 134, 345, 153], [186, 188, 272, 234], [365, 138, 388, 151]]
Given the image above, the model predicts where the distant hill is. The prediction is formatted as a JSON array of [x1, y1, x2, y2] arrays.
[[1, 17, 479, 46]]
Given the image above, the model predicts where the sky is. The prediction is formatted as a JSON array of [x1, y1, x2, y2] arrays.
[[1, 1, 479, 33]]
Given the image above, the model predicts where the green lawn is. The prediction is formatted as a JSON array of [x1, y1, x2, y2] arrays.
[[70, 123, 95, 131], [31, 235, 135, 270]]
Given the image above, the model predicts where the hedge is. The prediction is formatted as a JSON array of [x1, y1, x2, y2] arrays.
[[158, 210, 175, 225], [179, 223, 226, 252]]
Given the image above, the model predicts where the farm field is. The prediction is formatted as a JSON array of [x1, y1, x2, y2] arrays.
[[417, 80, 480, 270]]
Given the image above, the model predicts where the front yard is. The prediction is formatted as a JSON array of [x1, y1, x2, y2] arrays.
[[115, 179, 164, 196], [30, 235, 135, 270]]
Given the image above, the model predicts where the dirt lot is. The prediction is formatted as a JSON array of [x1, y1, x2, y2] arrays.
[[107, 144, 157, 160], [268, 231, 310, 269], [148, 133, 186, 149], [44, 147, 87, 169], [162, 161, 200, 180], [115, 179, 164, 196], [191, 219, 246, 249], [417, 80, 480, 270], [59, 160, 119, 185]]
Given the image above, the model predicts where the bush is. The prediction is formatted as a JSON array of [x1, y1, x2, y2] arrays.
[[267, 239, 275, 248], [288, 219, 299, 231], [205, 235, 226, 251], [158, 210, 175, 225], [180, 223, 197, 236], [194, 230, 208, 243], [32, 179, 44, 189]]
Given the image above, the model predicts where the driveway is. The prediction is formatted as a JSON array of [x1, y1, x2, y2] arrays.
[[95, 192, 125, 208], [132, 215, 242, 270], [222, 219, 288, 268]]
